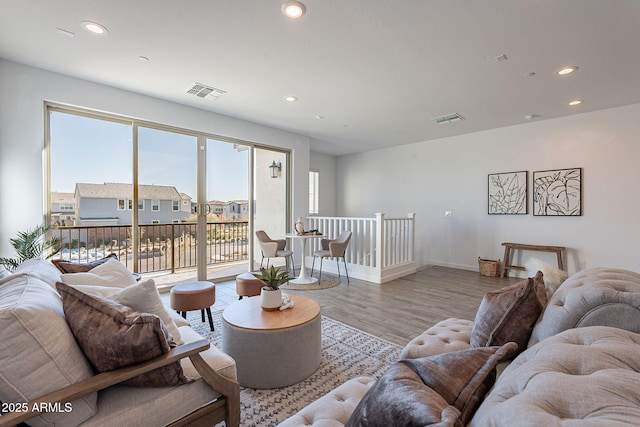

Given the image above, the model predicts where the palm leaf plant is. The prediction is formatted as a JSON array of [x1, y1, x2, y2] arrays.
[[0, 225, 61, 273], [254, 265, 290, 290]]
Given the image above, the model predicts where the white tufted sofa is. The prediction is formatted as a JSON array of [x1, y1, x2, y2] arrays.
[[279, 268, 640, 426]]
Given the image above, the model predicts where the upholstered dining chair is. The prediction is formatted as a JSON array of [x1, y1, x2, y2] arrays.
[[311, 230, 352, 284], [255, 230, 295, 275]]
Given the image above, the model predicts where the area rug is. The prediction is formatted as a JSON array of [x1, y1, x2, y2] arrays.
[[187, 310, 401, 426]]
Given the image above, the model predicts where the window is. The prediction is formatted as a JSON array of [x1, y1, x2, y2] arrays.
[[309, 170, 319, 215], [59, 203, 74, 211], [48, 105, 289, 279]]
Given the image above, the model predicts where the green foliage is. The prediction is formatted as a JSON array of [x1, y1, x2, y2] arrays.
[[0, 225, 61, 273], [254, 265, 290, 290]]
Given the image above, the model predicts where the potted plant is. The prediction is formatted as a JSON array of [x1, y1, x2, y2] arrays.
[[0, 224, 60, 273], [254, 265, 290, 311]]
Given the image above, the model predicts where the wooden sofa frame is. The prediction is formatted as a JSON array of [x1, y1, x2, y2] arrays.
[[0, 339, 240, 427]]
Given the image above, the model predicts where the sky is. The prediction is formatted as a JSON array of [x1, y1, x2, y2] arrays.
[[50, 111, 249, 201]]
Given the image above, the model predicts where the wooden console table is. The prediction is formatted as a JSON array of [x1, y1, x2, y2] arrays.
[[500, 242, 565, 278]]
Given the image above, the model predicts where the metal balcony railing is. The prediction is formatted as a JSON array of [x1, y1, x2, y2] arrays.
[[51, 221, 249, 274]]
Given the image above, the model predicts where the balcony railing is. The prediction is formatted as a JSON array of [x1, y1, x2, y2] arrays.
[[306, 213, 416, 284], [52, 221, 249, 274]]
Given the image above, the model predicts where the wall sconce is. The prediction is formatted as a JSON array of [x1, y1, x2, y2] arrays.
[[269, 160, 282, 178]]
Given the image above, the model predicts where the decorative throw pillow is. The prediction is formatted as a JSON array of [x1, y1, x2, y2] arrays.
[[52, 253, 118, 273], [345, 342, 518, 427], [60, 257, 136, 288], [69, 279, 183, 345], [13, 258, 63, 287], [56, 282, 192, 387], [470, 271, 547, 356]]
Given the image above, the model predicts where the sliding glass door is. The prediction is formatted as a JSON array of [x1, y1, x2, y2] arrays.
[[205, 139, 250, 277], [137, 126, 199, 275], [47, 105, 288, 281], [48, 110, 133, 264]]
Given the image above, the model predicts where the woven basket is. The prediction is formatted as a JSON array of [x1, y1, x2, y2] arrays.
[[478, 257, 500, 277]]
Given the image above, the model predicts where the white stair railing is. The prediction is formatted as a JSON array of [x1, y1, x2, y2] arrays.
[[306, 213, 416, 284]]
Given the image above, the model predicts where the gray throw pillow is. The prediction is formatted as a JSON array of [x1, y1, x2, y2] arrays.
[[470, 271, 547, 357], [57, 282, 192, 387], [345, 342, 518, 427]]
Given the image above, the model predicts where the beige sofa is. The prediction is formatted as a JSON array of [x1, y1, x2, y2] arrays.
[[0, 259, 240, 427], [280, 267, 640, 426]]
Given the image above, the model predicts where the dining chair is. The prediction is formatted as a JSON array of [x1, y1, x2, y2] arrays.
[[255, 230, 295, 275], [311, 230, 352, 284]]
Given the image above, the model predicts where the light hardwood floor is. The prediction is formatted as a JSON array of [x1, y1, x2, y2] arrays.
[[174, 265, 522, 347], [284, 266, 521, 346]]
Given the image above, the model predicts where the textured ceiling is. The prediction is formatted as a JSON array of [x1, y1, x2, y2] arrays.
[[1, 0, 639, 156]]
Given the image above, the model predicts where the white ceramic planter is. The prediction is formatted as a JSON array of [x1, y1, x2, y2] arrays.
[[260, 287, 282, 311]]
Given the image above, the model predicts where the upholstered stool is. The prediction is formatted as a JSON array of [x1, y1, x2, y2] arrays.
[[235, 272, 264, 300], [170, 281, 216, 331]]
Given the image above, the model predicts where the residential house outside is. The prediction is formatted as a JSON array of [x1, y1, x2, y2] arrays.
[[51, 192, 75, 226], [207, 200, 249, 222], [75, 183, 192, 226]]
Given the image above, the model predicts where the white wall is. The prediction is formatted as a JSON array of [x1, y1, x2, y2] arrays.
[[309, 151, 337, 216], [0, 59, 311, 257], [4, 58, 639, 276], [337, 103, 640, 275]]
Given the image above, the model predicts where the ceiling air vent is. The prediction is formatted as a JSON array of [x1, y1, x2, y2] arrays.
[[431, 113, 465, 124], [186, 82, 227, 100]]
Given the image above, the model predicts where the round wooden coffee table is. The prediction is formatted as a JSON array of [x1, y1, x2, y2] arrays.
[[221, 295, 321, 389]]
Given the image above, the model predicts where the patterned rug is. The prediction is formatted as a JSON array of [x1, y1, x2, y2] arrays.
[[188, 310, 401, 426]]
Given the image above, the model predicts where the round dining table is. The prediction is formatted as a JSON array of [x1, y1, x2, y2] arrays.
[[282, 233, 323, 284]]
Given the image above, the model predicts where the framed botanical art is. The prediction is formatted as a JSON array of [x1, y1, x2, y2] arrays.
[[488, 171, 528, 214], [532, 167, 582, 216]]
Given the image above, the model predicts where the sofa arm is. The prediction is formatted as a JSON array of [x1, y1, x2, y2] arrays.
[[400, 318, 474, 359], [189, 352, 240, 427], [529, 267, 640, 347], [0, 339, 240, 427], [278, 377, 375, 427]]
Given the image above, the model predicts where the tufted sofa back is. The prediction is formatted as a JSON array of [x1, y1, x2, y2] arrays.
[[528, 267, 640, 347]]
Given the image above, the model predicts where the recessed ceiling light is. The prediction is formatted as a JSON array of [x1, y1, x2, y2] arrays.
[[138, 56, 150, 63], [81, 21, 109, 35], [315, 115, 324, 119], [557, 66, 578, 76], [281, 1, 306, 18], [568, 99, 583, 106], [285, 96, 298, 102]]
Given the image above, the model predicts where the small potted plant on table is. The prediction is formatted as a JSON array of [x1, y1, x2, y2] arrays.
[[255, 266, 290, 311]]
